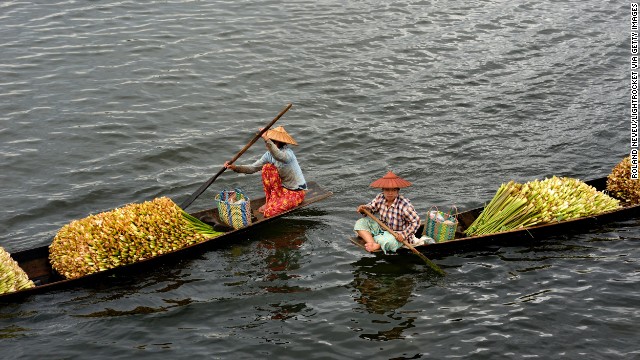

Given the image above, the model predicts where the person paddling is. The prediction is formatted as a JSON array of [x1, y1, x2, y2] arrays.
[[355, 171, 421, 253], [225, 126, 307, 217]]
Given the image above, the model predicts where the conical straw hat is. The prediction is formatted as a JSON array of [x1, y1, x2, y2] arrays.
[[369, 171, 412, 188], [265, 126, 298, 145]]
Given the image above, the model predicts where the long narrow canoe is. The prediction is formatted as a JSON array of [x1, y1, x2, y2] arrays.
[[351, 177, 640, 257], [1, 181, 333, 302]]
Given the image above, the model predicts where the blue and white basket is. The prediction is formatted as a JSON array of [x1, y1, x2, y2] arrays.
[[215, 189, 252, 229]]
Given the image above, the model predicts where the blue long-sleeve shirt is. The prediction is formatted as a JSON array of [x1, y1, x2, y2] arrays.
[[234, 139, 307, 191]]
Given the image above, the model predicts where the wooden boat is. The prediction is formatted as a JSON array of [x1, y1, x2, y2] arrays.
[[0, 181, 333, 302], [351, 177, 640, 257]]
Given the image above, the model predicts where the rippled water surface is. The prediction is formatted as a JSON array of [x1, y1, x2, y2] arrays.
[[1, 1, 638, 359]]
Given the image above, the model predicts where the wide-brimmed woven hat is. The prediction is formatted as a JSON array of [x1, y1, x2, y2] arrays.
[[369, 171, 412, 188], [265, 126, 298, 145]]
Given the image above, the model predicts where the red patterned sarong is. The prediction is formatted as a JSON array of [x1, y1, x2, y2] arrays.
[[261, 163, 305, 217]]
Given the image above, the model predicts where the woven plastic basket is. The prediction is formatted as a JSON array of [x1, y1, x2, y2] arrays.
[[215, 189, 252, 229], [424, 206, 458, 242]]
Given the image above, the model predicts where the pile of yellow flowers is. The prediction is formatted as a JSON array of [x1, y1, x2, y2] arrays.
[[606, 156, 640, 205], [0, 246, 35, 295], [49, 197, 224, 279], [465, 176, 620, 236]]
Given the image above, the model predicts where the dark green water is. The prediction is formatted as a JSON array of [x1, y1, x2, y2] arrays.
[[1, 1, 638, 358]]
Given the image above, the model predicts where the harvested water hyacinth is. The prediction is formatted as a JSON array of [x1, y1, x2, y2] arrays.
[[0, 246, 35, 295], [49, 197, 224, 279], [464, 176, 620, 236], [606, 156, 640, 205]]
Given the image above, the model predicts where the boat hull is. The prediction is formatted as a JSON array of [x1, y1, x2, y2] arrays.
[[351, 177, 640, 257], [1, 181, 333, 302]]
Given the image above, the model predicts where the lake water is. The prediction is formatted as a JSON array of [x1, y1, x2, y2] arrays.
[[1, 0, 638, 359]]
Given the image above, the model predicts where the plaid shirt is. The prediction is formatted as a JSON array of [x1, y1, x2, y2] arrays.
[[365, 193, 421, 240]]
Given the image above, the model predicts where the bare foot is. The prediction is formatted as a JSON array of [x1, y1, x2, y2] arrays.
[[364, 242, 381, 252], [258, 205, 265, 213]]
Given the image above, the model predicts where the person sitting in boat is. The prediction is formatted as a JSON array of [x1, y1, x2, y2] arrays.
[[224, 126, 307, 217], [355, 171, 421, 253]]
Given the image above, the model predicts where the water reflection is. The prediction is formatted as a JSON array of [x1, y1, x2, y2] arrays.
[[253, 221, 313, 322], [353, 272, 414, 314], [256, 302, 309, 321], [76, 305, 172, 318], [257, 231, 304, 278], [67, 264, 198, 305], [66, 218, 320, 318], [348, 257, 418, 340], [70, 266, 199, 318], [225, 218, 323, 324], [253, 218, 320, 291], [0, 325, 29, 339], [360, 318, 417, 342]]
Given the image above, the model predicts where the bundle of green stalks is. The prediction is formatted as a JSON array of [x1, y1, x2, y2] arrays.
[[0, 246, 35, 295], [606, 156, 640, 205], [465, 176, 620, 236], [49, 197, 224, 279]]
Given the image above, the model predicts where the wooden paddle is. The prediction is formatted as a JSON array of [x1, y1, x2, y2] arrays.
[[180, 103, 293, 209], [361, 208, 445, 275]]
